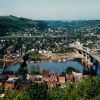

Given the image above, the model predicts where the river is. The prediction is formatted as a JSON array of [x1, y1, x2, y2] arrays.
[[8, 60, 85, 75], [2, 60, 100, 75]]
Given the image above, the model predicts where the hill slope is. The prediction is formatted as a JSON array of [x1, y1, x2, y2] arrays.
[[0, 15, 47, 36]]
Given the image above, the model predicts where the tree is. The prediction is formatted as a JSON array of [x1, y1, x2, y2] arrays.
[[0, 85, 4, 93], [74, 77, 100, 99], [28, 65, 40, 75], [25, 83, 48, 100], [60, 71, 66, 76], [4, 90, 19, 100], [28, 66, 36, 75], [18, 67, 28, 74], [4, 91, 30, 100], [18, 62, 28, 80], [3, 76, 100, 100], [48, 76, 100, 100], [13, 38, 23, 53], [15, 92, 31, 100], [39, 68, 48, 75], [65, 66, 78, 74], [48, 87, 68, 100]]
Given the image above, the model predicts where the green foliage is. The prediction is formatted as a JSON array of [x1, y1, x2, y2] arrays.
[[3, 77, 100, 100], [0, 15, 47, 36], [48, 87, 68, 100], [35, 21, 47, 30], [48, 77, 100, 100], [28, 65, 40, 75], [60, 66, 78, 75], [4, 90, 19, 100], [4, 91, 30, 100], [0, 85, 4, 93], [18, 62, 28, 76], [65, 67, 78, 74], [15, 78, 22, 85], [25, 83, 48, 100], [14, 92, 31, 100], [18, 67, 28, 74], [39, 68, 49, 75], [29, 52, 43, 60], [13, 37, 23, 52], [28, 65, 49, 75]]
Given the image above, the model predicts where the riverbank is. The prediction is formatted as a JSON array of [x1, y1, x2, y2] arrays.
[[29, 52, 75, 62]]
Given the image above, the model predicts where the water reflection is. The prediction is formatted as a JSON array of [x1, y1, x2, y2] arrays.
[[9, 61, 84, 75]]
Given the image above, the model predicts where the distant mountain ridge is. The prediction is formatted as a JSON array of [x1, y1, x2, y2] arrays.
[[46, 20, 100, 28], [0, 15, 100, 36]]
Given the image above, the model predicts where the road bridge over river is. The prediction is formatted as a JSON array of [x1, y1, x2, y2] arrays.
[[70, 41, 100, 75], [2, 51, 29, 72]]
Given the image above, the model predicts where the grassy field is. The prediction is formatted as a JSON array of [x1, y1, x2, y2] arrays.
[[29, 52, 44, 60]]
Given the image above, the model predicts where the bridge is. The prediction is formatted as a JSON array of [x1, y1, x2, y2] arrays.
[[2, 51, 29, 72], [76, 47, 100, 62], [70, 41, 100, 75]]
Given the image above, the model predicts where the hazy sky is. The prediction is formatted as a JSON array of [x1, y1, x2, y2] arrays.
[[0, 0, 100, 20]]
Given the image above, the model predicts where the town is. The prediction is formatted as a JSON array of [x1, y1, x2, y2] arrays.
[[0, 16, 100, 100]]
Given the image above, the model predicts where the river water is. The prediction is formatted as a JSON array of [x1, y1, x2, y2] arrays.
[[3, 60, 100, 75], [8, 61, 85, 75]]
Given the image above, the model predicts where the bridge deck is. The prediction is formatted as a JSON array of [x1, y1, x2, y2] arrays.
[[75, 47, 100, 62]]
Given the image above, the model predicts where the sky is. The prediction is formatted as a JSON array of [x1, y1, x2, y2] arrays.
[[0, 0, 100, 20]]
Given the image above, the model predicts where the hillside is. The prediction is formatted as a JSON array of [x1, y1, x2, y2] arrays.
[[0, 15, 100, 36], [0, 15, 47, 36]]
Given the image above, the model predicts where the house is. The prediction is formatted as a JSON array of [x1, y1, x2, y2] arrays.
[[5, 81, 15, 91], [58, 76, 66, 84], [4, 76, 20, 91], [27, 75, 35, 82], [72, 71, 82, 81], [42, 71, 58, 88], [49, 71, 58, 82], [34, 75, 43, 81], [18, 84, 29, 91], [66, 75, 74, 83], [7, 77, 18, 82], [28, 76, 35, 82], [18, 80, 32, 91], [47, 81, 57, 89], [42, 74, 50, 82], [42, 71, 57, 82]]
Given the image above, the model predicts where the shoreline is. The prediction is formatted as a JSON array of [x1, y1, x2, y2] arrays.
[[29, 52, 75, 62]]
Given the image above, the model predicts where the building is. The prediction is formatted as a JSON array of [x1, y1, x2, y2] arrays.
[[72, 71, 82, 81], [49, 71, 58, 82], [66, 75, 74, 83], [58, 76, 66, 84], [18, 80, 32, 91], [47, 81, 57, 89], [5, 81, 15, 91], [42, 71, 58, 88], [42, 71, 57, 82], [28, 76, 35, 82]]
